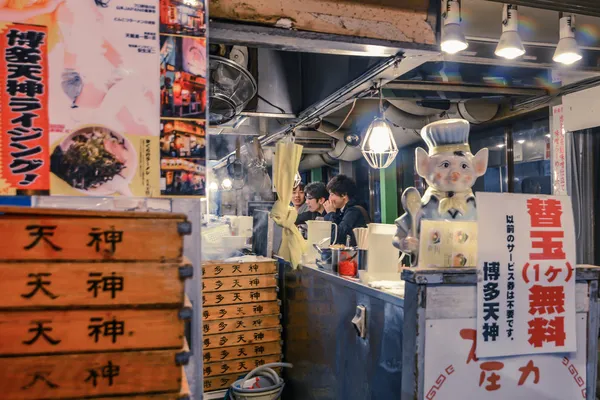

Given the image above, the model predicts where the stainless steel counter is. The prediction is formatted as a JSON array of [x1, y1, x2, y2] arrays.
[[281, 262, 405, 400]]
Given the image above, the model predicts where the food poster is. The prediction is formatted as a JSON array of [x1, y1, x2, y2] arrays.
[[418, 220, 478, 268], [0, 23, 50, 195], [159, 0, 206, 197], [0, 1, 161, 197]]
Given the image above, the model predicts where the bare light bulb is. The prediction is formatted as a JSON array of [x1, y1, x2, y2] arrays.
[[367, 124, 393, 153], [209, 182, 219, 192], [221, 178, 233, 190]]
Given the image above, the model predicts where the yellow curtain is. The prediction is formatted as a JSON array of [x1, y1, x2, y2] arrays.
[[271, 139, 306, 269]]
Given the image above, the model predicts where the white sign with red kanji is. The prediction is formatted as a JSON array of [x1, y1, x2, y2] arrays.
[[424, 316, 587, 399], [476, 193, 577, 357]]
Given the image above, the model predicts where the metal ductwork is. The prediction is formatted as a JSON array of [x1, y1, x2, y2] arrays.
[[298, 121, 363, 171]]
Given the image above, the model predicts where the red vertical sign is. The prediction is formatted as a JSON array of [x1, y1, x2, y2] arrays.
[[0, 24, 50, 193]]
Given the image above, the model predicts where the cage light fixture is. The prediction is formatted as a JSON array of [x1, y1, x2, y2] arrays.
[[361, 85, 398, 169], [294, 172, 302, 188], [554, 14, 582, 65], [495, 4, 525, 60], [441, 0, 468, 55]]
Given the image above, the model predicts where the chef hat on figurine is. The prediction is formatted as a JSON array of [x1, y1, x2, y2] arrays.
[[420, 119, 471, 155]]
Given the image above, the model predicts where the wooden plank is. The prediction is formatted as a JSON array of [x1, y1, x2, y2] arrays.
[[203, 315, 280, 335], [202, 261, 277, 278], [204, 355, 281, 378], [203, 288, 278, 307], [0, 262, 184, 309], [203, 328, 280, 350], [425, 282, 590, 320], [0, 350, 182, 399], [203, 368, 281, 393], [0, 309, 183, 355], [0, 218, 183, 261], [0, 206, 186, 220], [203, 341, 281, 364], [209, 0, 436, 45], [203, 301, 280, 321], [203, 274, 277, 292]]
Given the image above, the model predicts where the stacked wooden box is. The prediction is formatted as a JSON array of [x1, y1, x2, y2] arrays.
[[0, 207, 193, 399], [202, 258, 282, 393]]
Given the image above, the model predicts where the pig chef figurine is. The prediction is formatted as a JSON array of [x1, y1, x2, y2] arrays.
[[393, 118, 489, 264]]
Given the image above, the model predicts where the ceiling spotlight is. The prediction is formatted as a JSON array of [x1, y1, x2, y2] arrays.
[[209, 181, 219, 192], [441, 0, 468, 55], [496, 143, 505, 148], [495, 4, 525, 60], [554, 15, 582, 65], [517, 139, 525, 144]]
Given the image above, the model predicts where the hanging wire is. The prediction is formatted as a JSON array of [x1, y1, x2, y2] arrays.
[[378, 79, 384, 115], [315, 98, 358, 135]]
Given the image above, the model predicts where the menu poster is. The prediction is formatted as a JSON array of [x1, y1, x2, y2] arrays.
[[418, 220, 478, 268], [0, 23, 50, 195], [159, 0, 206, 197], [8, 0, 162, 197]]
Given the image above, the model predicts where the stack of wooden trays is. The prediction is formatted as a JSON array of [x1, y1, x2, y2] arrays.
[[0, 207, 193, 399], [202, 258, 282, 393]]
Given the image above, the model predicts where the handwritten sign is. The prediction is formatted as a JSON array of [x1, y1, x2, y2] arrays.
[[0, 218, 185, 261], [203, 275, 277, 292], [424, 316, 586, 399], [203, 355, 281, 377], [203, 288, 278, 307], [551, 105, 568, 196], [0, 24, 50, 194], [202, 260, 277, 278], [203, 315, 280, 335], [0, 309, 183, 355], [0, 262, 184, 308], [203, 328, 281, 350], [477, 193, 577, 357], [203, 301, 280, 321], [203, 342, 281, 363], [0, 349, 182, 399]]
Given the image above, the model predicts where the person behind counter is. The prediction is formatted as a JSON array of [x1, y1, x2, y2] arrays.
[[291, 182, 309, 214], [323, 175, 369, 246], [295, 182, 328, 225]]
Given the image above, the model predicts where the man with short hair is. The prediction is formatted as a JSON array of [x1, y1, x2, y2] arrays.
[[295, 182, 328, 225], [324, 175, 369, 246]]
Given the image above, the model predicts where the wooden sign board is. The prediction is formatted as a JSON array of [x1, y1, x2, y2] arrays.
[[203, 288, 278, 307], [0, 309, 183, 355], [0, 349, 182, 399], [203, 341, 281, 364], [203, 328, 280, 350], [203, 368, 281, 393], [203, 301, 280, 321], [203, 275, 277, 293], [0, 217, 184, 262], [0, 262, 184, 308], [203, 315, 280, 335], [202, 260, 277, 278], [203, 355, 281, 378]]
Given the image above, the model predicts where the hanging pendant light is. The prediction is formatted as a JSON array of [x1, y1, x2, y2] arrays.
[[554, 14, 582, 65], [361, 84, 398, 169], [441, 0, 468, 55], [495, 4, 525, 60]]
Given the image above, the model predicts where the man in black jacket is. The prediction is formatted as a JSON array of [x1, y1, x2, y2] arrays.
[[296, 182, 328, 225], [324, 175, 369, 246]]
